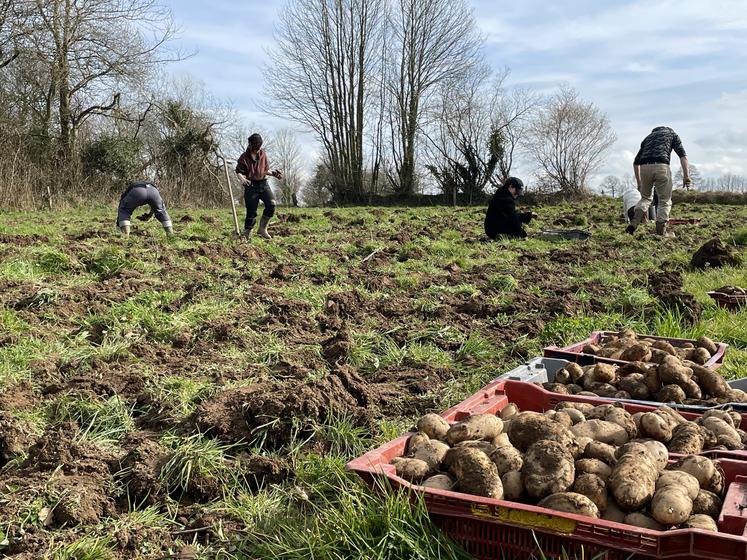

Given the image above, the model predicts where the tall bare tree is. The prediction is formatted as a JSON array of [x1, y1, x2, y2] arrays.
[[264, 0, 385, 203], [525, 86, 616, 194], [20, 0, 180, 163], [386, 0, 482, 196], [271, 128, 305, 206]]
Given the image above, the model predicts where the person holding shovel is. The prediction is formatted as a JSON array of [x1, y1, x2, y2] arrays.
[[116, 181, 173, 237], [626, 126, 690, 238], [235, 133, 282, 239], [484, 177, 537, 239]]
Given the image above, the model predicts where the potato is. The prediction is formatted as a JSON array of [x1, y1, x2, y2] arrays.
[[444, 447, 503, 499], [624, 512, 665, 531], [571, 420, 629, 446], [641, 440, 669, 471], [643, 366, 663, 394], [682, 343, 695, 349], [411, 440, 450, 470], [490, 445, 523, 475], [508, 412, 576, 453], [407, 432, 430, 454], [696, 336, 718, 355], [680, 378, 703, 400], [589, 383, 619, 398], [658, 405, 689, 426], [582, 344, 601, 355], [620, 344, 651, 363], [587, 405, 637, 439], [656, 471, 700, 500], [703, 416, 742, 450], [688, 362, 729, 399], [703, 409, 736, 428], [658, 355, 692, 386], [391, 457, 432, 481], [453, 440, 497, 456], [618, 374, 651, 400], [493, 433, 511, 448], [705, 467, 725, 497], [670, 455, 716, 487], [501, 471, 525, 501], [728, 389, 747, 403], [618, 329, 637, 340], [543, 383, 571, 394], [575, 437, 593, 456], [446, 414, 503, 446], [416, 414, 450, 441], [544, 410, 573, 428], [591, 363, 616, 384], [537, 492, 599, 518], [656, 384, 687, 404], [554, 368, 572, 385], [566, 384, 584, 395], [556, 402, 594, 416], [566, 362, 585, 383], [601, 500, 626, 523], [651, 487, 693, 525], [639, 412, 673, 443], [609, 448, 658, 511], [668, 423, 705, 455], [421, 474, 455, 491], [573, 474, 607, 513], [682, 514, 718, 531], [692, 489, 723, 519], [649, 349, 672, 364], [652, 340, 677, 356], [521, 440, 575, 499], [499, 403, 520, 420], [685, 347, 711, 365], [583, 441, 617, 465], [575, 459, 612, 482], [561, 408, 586, 425], [614, 390, 631, 399]]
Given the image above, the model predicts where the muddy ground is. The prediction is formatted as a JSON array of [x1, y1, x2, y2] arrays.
[[0, 199, 746, 558]]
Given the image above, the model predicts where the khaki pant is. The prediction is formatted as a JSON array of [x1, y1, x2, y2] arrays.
[[635, 163, 672, 223]]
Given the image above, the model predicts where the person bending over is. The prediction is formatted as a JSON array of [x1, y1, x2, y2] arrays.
[[117, 181, 173, 237]]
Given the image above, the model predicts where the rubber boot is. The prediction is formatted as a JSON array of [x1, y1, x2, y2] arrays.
[[258, 215, 272, 239], [625, 208, 646, 235], [164, 225, 174, 237], [655, 221, 675, 238], [120, 223, 131, 237]]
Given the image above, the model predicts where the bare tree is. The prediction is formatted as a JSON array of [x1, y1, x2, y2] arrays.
[[525, 86, 616, 194], [492, 85, 542, 185], [271, 128, 305, 206], [386, 0, 483, 196], [264, 0, 385, 203], [599, 175, 622, 197], [20, 0, 181, 163]]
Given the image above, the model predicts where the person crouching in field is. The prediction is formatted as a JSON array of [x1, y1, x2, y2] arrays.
[[235, 133, 283, 239], [484, 177, 537, 239], [117, 182, 173, 237]]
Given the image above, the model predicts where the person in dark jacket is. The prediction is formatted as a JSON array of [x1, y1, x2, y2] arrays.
[[235, 133, 282, 239], [627, 126, 690, 238], [117, 182, 173, 237], [484, 177, 536, 239]]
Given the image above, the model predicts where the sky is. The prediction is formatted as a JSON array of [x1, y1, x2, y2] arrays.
[[161, 0, 747, 187]]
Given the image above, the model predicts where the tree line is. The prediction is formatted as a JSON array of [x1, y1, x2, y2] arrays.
[[0, 0, 620, 209]]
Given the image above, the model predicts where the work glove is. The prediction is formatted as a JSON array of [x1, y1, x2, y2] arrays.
[[271, 169, 284, 180], [531, 212, 539, 219]]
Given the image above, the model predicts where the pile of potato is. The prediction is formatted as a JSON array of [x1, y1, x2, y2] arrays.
[[544, 331, 745, 406], [391, 402, 743, 532]]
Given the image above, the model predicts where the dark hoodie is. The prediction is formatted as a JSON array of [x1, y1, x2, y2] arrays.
[[484, 187, 533, 239]]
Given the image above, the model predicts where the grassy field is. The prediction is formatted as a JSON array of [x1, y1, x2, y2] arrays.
[[1, 198, 747, 560]]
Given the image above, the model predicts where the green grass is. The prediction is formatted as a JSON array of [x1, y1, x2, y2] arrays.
[[51, 536, 114, 560], [51, 394, 135, 445]]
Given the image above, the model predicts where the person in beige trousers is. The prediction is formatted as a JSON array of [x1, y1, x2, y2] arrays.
[[626, 126, 690, 238]]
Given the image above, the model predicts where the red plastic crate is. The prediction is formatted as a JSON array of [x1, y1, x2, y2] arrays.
[[708, 291, 747, 312], [347, 381, 747, 560], [544, 331, 727, 369]]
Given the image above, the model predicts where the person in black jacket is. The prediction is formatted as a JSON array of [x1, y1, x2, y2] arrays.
[[484, 177, 536, 239]]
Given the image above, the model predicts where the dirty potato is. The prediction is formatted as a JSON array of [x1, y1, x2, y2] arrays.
[[538, 492, 599, 518], [521, 440, 575, 499], [446, 414, 503, 446], [444, 447, 503, 499]]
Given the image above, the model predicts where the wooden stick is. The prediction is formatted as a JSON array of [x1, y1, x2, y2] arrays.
[[222, 159, 241, 235]]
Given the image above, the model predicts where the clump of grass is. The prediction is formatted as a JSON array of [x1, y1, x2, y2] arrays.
[[159, 433, 235, 497], [146, 375, 213, 418], [731, 227, 747, 246], [51, 395, 134, 445], [348, 331, 404, 372], [51, 535, 114, 560], [488, 273, 519, 292], [82, 247, 132, 277], [456, 332, 497, 363], [313, 412, 372, 459], [34, 249, 75, 274]]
